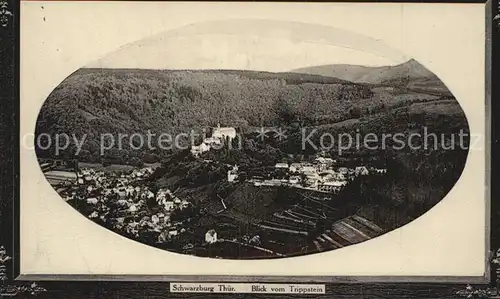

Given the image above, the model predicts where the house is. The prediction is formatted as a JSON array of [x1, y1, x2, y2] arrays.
[[87, 197, 98, 204], [315, 157, 334, 171], [318, 181, 347, 193], [158, 231, 168, 243], [259, 179, 285, 187], [156, 189, 168, 198], [190, 125, 237, 158], [117, 190, 127, 199], [289, 163, 302, 173], [338, 167, 349, 175], [320, 169, 336, 175], [306, 178, 319, 188], [301, 166, 316, 174], [117, 199, 128, 206], [180, 199, 190, 209], [227, 165, 239, 182], [373, 168, 387, 174], [228, 170, 238, 182], [305, 172, 320, 182], [334, 172, 346, 181], [212, 123, 237, 140], [289, 176, 300, 185], [355, 166, 369, 176], [315, 157, 335, 165], [205, 229, 218, 244], [249, 235, 261, 245], [203, 137, 222, 146], [191, 142, 211, 157], [125, 186, 135, 196], [318, 172, 336, 183], [161, 200, 174, 211], [275, 162, 289, 169]]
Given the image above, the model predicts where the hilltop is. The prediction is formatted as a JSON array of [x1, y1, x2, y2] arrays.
[[35, 65, 461, 164], [35, 68, 372, 162], [292, 59, 452, 96]]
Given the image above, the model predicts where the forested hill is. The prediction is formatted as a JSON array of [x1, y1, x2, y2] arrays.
[[35, 68, 373, 161], [292, 59, 452, 96]]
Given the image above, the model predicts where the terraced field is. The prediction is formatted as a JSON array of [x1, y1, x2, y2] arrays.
[[312, 216, 385, 252], [199, 183, 386, 257]]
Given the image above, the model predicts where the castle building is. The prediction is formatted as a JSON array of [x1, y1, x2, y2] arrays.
[[212, 123, 237, 140], [190, 124, 237, 157]]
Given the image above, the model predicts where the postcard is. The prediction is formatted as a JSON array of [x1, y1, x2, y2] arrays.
[[17, 1, 488, 281]]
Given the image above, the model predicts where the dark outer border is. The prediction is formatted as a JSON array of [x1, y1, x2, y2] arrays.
[[0, 0, 496, 298]]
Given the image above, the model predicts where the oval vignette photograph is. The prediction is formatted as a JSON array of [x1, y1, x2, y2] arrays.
[[33, 20, 470, 260]]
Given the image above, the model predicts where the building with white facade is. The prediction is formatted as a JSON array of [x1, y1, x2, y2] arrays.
[[318, 181, 347, 193], [355, 166, 370, 176], [275, 162, 289, 169], [227, 165, 239, 182], [205, 229, 218, 244], [212, 123, 237, 140], [190, 142, 211, 157], [190, 124, 237, 157]]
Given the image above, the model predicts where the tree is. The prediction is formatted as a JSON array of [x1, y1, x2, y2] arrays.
[[129, 157, 144, 168], [348, 106, 361, 119]]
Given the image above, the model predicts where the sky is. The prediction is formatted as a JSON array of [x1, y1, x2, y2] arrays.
[[85, 19, 410, 72]]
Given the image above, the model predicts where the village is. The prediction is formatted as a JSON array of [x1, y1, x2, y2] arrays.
[[231, 158, 388, 194], [186, 125, 390, 257], [189, 124, 387, 195], [37, 124, 389, 258], [41, 161, 226, 250]]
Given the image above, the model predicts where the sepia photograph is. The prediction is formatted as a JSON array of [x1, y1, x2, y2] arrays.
[[0, 0, 488, 299], [32, 18, 471, 260], [1, 2, 492, 298]]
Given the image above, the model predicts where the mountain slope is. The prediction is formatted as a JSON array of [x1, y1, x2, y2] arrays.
[[34, 68, 373, 162], [292, 59, 451, 96], [35, 66, 461, 164]]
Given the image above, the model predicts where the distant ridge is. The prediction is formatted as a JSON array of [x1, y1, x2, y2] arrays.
[[292, 59, 451, 96], [291, 59, 433, 84], [79, 68, 352, 85]]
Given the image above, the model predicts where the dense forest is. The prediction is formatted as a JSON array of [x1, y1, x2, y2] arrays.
[[35, 69, 372, 162], [35, 67, 449, 164]]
